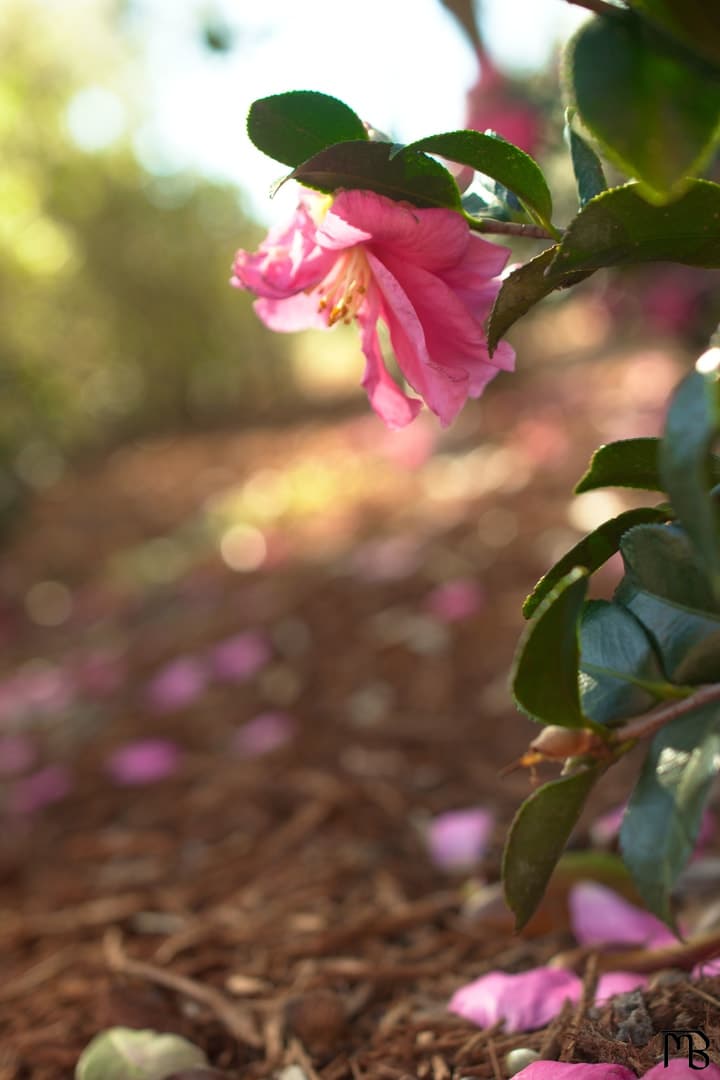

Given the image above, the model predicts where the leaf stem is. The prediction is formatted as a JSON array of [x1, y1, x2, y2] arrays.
[[562, 0, 627, 18], [604, 682, 720, 747], [467, 217, 556, 241]]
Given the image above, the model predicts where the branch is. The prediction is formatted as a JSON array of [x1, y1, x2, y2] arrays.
[[608, 682, 720, 747], [468, 218, 556, 241], [563, 0, 627, 17]]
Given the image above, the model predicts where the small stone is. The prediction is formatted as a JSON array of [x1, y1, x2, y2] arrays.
[[505, 1048, 541, 1076]]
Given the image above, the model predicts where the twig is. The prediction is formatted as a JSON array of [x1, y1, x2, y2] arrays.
[[560, 953, 598, 1062], [0, 947, 76, 1003], [683, 982, 720, 1010], [103, 928, 261, 1047], [563, 0, 627, 17], [486, 1037, 504, 1080], [608, 682, 720, 747], [468, 219, 556, 241]]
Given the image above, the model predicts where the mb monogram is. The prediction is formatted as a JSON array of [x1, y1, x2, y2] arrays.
[[662, 1030, 712, 1070]]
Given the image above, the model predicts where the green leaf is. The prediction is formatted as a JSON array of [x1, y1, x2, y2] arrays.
[[674, 630, 720, 683], [576, 436, 720, 494], [523, 506, 672, 619], [620, 700, 720, 926], [551, 181, 720, 277], [579, 600, 667, 726], [486, 247, 589, 357], [291, 140, 462, 211], [247, 91, 368, 169], [565, 113, 608, 208], [513, 568, 589, 728], [660, 366, 720, 597], [503, 766, 602, 930], [565, 12, 720, 203], [626, 0, 720, 68], [398, 130, 555, 231], [620, 522, 720, 613], [75, 1028, 207, 1080], [615, 582, 720, 682]]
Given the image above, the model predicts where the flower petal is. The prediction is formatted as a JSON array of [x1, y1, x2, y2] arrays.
[[448, 967, 582, 1032], [595, 971, 648, 1002], [106, 739, 180, 785], [232, 198, 335, 300], [426, 807, 494, 871], [512, 1063, 636, 1080], [210, 632, 271, 682], [254, 290, 330, 332], [357, 289, 421, 429], [643, 1062, 720, 1078], [233, 712, 295, 756], [569, 882, 676, 949]]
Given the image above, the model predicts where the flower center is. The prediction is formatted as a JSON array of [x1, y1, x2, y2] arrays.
[[317, 247, 371, 326]]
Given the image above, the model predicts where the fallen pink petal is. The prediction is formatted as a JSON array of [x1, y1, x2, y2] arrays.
[[105, 739, 181, 785], [643, 1063, 720, 1078], [7, 763, 72, 815], [594, 971, 648, 1002], [0, 734, 36, 777], [233, 712, 295, 756], [232, 188, 514, 429], [146, 656, 208, 712], [426, 807, 494, 871], [512, 1063, 636, 1079], [569, 881, 677, 949], [210, 631, 271, 682], [425, 579, 484, 622], [448, 967, 582, 1032]]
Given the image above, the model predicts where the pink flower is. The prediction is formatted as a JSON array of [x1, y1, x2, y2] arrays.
[[105, 739, 181, 785], [512, 1064, 635, 1080], [569, 882, 677, 950], [594, 971, 647, 1001], [145, 656, 208, 712], [644, 1063, 720, 1078], [232, 189, 514, 429], [210, 632, 271, 682], [448, 967, 582, 1032], [426, 807, 494, 871]]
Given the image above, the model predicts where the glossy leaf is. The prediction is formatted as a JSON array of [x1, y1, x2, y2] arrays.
[[674, 629, 720, 684], [503, 767, 602, 930], [523, 506, 672, 619], [565, 114, 607, 207], [620, 522, 720, 613], [486, 247, 588, 357], [626, 1, 720, 67], [580, 600, 667, 726], [513, 569, 588, 728], [75, 1028, 207, 1080], [565, 13, 720, 202], [620, 700, 720, 926], [576, 438, 662, 493], [660, 366, 720, 597], [247, 91, 367, 168], [551, 181, 720, 278], [398, 130, 554, 230], [291, 140, 462, 211], [615, 582, 720, 682]]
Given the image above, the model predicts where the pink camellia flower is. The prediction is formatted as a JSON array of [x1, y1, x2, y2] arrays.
[[512, 1064, 636, 1080], [105, 739, 181, 786], [569, 881, 677, 950], [449, 968, 583, 1032], [426, 807, 494, 871], [232, 188, 514, 429]]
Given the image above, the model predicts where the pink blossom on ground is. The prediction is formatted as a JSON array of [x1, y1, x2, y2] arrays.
[[569, 882, 676, 949], [7, 763, 72, 814], [595, 971, 648, 1002], [145, 656, 208, 712], [425, 580, 484, 623], [232, 712, 295, 757], [209, 632, 271, 682], [692, 955, 720, 978], [448, 967, 583, 1032], [512, 1064, 635, 1080], [232, 188, 514, 429], [426, 808, 494, 871], [644, 1063, 720, 1078], [0, 734, 36, 777], [105, 739, 181, 785]]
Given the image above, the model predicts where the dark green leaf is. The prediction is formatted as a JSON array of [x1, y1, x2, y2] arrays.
[[674, 630, 720, 683], [398, 130, 554, 231], [660, 366, 720, 597], [513, 568, 589, 728], [620, 700, 720, 926], [620, 522, 719, 612], [565, 115, 608, 207], [576, 436, 720, 494], [247, 91, 368, 169], [523, 506, 672, 619], [551, 181, 720, 277], [503, 767, 602, 930], [487, 247, 589, 357], [626, 0, 720, 68], [565, 12, 720, 202], [579, 600, 667, 726], [614, 582, 720, 682], [291, 141, 462, 211]]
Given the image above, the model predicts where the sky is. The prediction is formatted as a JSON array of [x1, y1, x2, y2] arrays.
[[67, 0, 589, 224]]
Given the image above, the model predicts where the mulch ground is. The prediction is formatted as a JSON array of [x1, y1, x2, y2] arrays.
[[0, 316, 718, 1079]]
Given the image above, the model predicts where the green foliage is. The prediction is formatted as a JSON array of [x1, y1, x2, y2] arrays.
[[75, 1027, 207, 1080], [522, 506, 672, 619], [565, 10, 720, 203], [564, 112, 607, 208], [620, 701, 720, 925], [397, 130, 555, 232], [503, 767, 603, 930], [512, 569, 589, 729], [625, 0, 720, 67], [619, 523, 719, 612], [576, 438, 664, 493], [291, 140, 462, 211], [247, 91, 368, 168]]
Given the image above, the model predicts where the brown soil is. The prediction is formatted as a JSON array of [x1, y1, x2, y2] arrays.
[[0, 324, 717, 1079]]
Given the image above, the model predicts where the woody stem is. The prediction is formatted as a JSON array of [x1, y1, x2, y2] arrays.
[[468, 218, 557, 241], [605, 682, 720, 748]]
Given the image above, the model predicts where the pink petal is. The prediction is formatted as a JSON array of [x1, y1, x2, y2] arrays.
[[232, 197, 335, 300], [146, 656, 208, 712], [512, 1064, 635, 1080], [426, 808, 494, 871], [210, 632, 271, 682], [106, 739, 180, 785], [643, 1063, 720, 1078], [425, 580, 484, 622], [692, 955, 720, 978], [448, 967, 582, 1032], [569, 882, 676, 949], [7, 764, 72, 815], [358, 290, 421, 429], [233, 712, 294, 756], [0, 734, 36, 777], [254, 289, 330, 332], [595, 971, 648, 1002]]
